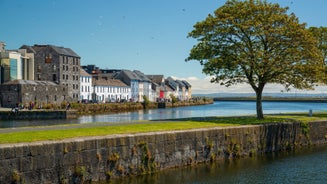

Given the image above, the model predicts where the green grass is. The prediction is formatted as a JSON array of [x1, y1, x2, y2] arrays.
[[1, 112, 327, 144], [0, 121, 233, 144]]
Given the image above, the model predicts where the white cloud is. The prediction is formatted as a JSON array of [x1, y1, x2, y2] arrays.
[[175, 76, 327, 95]]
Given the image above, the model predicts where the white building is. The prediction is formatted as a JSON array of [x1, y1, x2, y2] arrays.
[[114, 70, 140, 102], [93, 78, 131, 103], [80, 68, 93, 102]]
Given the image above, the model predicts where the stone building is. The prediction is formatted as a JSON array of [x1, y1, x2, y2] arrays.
[[0, 80, 68, 108], [20, 44, 81, 102]]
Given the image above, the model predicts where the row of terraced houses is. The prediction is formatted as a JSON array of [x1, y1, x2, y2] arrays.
[[0, 42, 191, 108]]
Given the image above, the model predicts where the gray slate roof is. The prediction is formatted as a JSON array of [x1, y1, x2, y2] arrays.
[[147, 75, 164, 85], [121, 70, 142, 80], [93, 79, 128, 87], [3, 80, 59, 86], [182, 80, 192, 88], [49, 45, 80, 58], [80, 68, 91, 77], [20, 45, 36, 54], [21, 44, 80, 58], [165, 77, 178, 91], [133, 70, 151, 82]]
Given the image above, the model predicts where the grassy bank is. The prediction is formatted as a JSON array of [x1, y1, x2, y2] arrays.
[[1, 112, 326, 144]]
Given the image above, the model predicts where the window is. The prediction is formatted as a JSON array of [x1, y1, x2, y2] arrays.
[[37, 74, 41, 80], [53, 74, 57, 82]]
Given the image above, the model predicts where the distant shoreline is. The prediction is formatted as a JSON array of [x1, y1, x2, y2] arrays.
[[214, 97, 327, 103]]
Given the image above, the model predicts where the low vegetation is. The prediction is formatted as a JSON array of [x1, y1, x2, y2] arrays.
[[1, 112, 327, 144]]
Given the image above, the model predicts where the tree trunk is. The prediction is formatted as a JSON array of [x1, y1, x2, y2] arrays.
[[255, 88, 264, 119]]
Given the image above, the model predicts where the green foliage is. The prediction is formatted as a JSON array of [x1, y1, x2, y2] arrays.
[[12, 170, 21, 183], [309, 26, 327, 64], [108, 153, 120, 163], [186, 0, 324, 119], [142, 95, 150, 109], [138, 142, 157, 174], [308, 26, 327, 83], [300, 122, 310, 137], [170, 94, 178, 105], [232, 143, 241, 158], [74, 166, 87, 182]]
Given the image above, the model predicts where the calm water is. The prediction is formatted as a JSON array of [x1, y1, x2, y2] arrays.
[[110, 145, 327, 184], [1, 101, 327, 128], [3, 101, 327, 183]]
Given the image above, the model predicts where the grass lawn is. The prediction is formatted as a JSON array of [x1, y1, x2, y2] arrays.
[[1, 112, 326, 144]]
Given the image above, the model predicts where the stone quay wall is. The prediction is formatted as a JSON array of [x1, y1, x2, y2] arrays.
[[0, 121, 326, 183], [0, 110, 77, 120]]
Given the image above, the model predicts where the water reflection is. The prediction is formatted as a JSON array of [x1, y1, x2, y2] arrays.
[[1, 101, 327, 128], [109, 145, 327, 184]]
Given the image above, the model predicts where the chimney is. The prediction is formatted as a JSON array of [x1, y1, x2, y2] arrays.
[[0, 42, 5, 52]]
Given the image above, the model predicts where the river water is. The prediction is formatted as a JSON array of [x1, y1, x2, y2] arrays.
[[110, 145, 327, 184], [3, 101, 327, 183], [1, 101, 327, 128]]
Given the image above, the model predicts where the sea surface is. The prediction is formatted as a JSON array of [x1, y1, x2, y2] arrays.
[[1, 101, 327, 128]]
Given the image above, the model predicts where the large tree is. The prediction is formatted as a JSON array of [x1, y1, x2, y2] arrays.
[[309, 26, 327, 82], [186, 0, 324, 119], [309, 27, 327, 63]]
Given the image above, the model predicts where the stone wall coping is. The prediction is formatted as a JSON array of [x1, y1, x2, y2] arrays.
[[0, 124, 260, 148]]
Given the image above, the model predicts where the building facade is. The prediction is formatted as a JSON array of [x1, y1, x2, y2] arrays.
[[0, 42, 34, 84], [21, 44, 80, 102], [114, 70, 140, 102], [133, 70, 152, 101], [147, 75, 165, 101], [0, 80, 68, 108], [93, 79, 130, 103], [80, 68, 93, 102]]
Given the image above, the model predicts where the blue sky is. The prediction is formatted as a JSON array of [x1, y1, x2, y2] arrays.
[[1, 0, 327, 94]]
